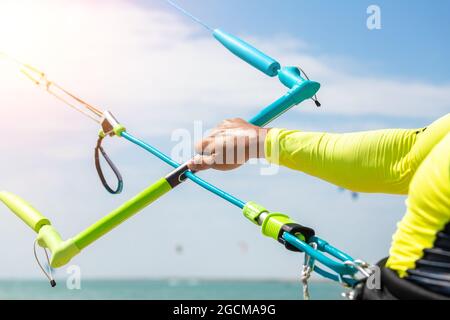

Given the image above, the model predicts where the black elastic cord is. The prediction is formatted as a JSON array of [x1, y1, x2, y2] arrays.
[[95, 136, 123, 194], [298, 67, 321, 107]]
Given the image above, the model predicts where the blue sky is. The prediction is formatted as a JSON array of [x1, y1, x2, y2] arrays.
[[146, 0, 450, 82], [0, 0, 449, 283]]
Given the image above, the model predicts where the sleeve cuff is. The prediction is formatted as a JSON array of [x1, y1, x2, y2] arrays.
[[264, 128, 283, 165]]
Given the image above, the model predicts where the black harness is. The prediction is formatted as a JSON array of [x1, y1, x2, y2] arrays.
[[355, 258, 449, 300], [357, 223, 450, 300], [406, 223, 450, 296]]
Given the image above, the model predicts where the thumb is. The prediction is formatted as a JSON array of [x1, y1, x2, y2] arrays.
[[187, 154, 217, 172]]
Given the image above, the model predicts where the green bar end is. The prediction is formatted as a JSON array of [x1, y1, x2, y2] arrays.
[[243, 201, 268, 225], [37, 225, 80, 268]]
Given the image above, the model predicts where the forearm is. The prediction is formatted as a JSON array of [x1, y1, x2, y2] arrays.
[[265, 127, 420, 194], [188, 114, 449, 181]]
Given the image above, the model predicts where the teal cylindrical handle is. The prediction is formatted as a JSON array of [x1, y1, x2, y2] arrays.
[[249, 80, 320, 127], [0, 191, 50, 232], [213, 29, 281, 77]]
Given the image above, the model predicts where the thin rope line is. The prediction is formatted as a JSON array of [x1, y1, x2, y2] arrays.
[[33, 239, 54, 283], [165, 0, 213, 31], [0, 51, 103, 123], [0, 51, 25, 65], [47, 89, 102, 123], [52, 82, 103, 117], [298, 66, 321, 106]]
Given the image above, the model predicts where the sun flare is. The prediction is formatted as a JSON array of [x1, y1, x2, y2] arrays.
[[0, 1, 58, 60]]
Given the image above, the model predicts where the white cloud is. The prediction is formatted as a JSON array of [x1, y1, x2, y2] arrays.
[[321, 77, 450, 117], [1, 0, 448, 139]]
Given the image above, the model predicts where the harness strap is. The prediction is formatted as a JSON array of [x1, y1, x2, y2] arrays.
[[356, 258, 450, 300]]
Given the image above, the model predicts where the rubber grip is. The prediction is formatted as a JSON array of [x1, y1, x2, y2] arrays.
[[0, 191, 50, 232], [213, 29, 281, 77]]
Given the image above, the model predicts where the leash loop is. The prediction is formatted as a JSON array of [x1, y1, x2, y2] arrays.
[[95, 136, 123, 194]]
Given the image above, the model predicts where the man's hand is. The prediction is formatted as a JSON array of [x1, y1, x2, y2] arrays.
[[187, 118, 270, 171]]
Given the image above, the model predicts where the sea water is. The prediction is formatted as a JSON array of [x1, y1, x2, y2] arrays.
[[0, 279, 344, 300]]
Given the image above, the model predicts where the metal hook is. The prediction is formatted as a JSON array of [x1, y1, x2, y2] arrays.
[[344, 260, 373, 279]]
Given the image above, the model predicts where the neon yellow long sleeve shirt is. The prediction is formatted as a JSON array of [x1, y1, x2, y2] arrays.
[[264, 113, 450, 276]]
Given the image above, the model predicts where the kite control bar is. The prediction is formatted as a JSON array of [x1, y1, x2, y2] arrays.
[[0, 47, 320, 268], [0, 1, 373, 294]]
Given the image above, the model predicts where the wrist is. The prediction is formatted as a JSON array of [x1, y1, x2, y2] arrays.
[[257, 127, 271, 159]]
